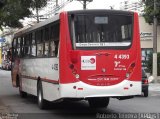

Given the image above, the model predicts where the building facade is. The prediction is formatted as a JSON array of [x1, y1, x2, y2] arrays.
[[0, 27, 14, 68], [139, 16, 160, 69], [120, 0, 144, 15], [0, 48, 1, 68]]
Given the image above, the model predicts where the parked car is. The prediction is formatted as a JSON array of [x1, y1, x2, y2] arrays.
[[142, 69, 149, 97]]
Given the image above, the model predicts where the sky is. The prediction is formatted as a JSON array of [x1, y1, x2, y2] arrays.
[[0, 0, 141, 47], [22, 0, 141, 26], [63, 0, 140, 11]]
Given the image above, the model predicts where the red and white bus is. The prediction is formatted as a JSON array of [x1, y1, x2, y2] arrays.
[[11, 10, 141, 109]]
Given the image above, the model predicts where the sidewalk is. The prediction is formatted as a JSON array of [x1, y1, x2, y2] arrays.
[[149, 83, 160, 91], [0, 101, 10, 113]]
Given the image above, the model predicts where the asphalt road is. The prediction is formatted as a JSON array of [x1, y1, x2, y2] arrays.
[[0, 69, 160, 119]]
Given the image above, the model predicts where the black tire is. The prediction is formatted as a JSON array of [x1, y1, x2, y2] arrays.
[[18, 76, 27, 98], [88, 97, 110, 108], [37, 81, 48, 109], [143, 89, 149, 97]]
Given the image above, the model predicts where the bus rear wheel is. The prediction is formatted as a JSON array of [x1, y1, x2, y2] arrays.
[[37, 81, 48, 109], [88, 97, 110, 108]]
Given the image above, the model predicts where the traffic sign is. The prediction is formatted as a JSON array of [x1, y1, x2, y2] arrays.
[[0, 38, 6, 42]]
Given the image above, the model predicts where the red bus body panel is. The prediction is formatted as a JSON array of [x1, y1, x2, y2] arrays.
[[59, 12, 141, 86]]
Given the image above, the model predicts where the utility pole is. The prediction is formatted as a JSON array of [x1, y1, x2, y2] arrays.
[[36, 7, 40, 23], [83, 0, 87, 9], [78, 0, 93, 10], [153, 0, 158, 83], [56, 0, 58, 6]]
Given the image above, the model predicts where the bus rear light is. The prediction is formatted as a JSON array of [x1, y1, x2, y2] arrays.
[[69, 64, 74, 69], [126, 62, 135, 78], [128, 63, 135, 73], [72, 69, 77, 74], [70, 51, 79, 64], [71, 68, 80, 79], [126, 73, 130, 78], [75, 74, 80, 79], [71, 58, 78, 64]]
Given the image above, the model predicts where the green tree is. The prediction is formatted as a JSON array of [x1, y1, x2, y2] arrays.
[[0, 0, 47, 29], [0, 0, 5, 8], [143, 0, 160, 24], [30, 0, 47, 23]]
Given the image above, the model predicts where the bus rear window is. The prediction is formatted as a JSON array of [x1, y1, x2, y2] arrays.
[[69, 13, 133, 50]]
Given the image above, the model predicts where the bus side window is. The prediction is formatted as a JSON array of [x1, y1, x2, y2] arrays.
[[44, 26, 50, 57], [44, 42, 49, 57], [54, 40, 59, 57], [31, 45, 36, 57], [50, 41, 55, 57], [23, 35, 31, 58], [37, 44, 43, 57], [36, 29, 44, 58], [49, 21, 60, 57], [31, 32, 36, 57]]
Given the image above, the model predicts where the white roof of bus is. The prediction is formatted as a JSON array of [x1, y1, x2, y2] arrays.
[[14, 14, 60, 38]]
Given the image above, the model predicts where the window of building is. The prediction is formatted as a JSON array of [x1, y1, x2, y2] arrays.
[[141, 48, 153, 72]]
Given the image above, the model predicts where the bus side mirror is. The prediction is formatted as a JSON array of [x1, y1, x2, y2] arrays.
[[70, 51, 79, 64]]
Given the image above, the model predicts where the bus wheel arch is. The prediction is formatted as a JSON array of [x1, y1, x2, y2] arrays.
[[17, 74, 27, 98]]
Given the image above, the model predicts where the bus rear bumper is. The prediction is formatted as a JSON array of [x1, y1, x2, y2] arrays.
[[60, 80, 141, 99]]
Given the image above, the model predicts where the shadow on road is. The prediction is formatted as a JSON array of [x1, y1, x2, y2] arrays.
[[17, 95, 117, 119]]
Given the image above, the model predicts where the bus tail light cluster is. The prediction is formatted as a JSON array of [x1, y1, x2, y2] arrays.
[[69, 51, 80, 79], [126, 62, 135, 78], [69, 64, 80, 79], [70, 51, 79, 64]]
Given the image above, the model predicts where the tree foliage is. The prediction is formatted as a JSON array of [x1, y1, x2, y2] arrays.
[[0, 0, 47, 29], [143, 0, 160, 24], [31, 0, 47, 9]]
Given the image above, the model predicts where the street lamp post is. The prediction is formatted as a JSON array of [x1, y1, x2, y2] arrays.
[[153, 0, 158, 83], [56, 0, 58, 6]]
